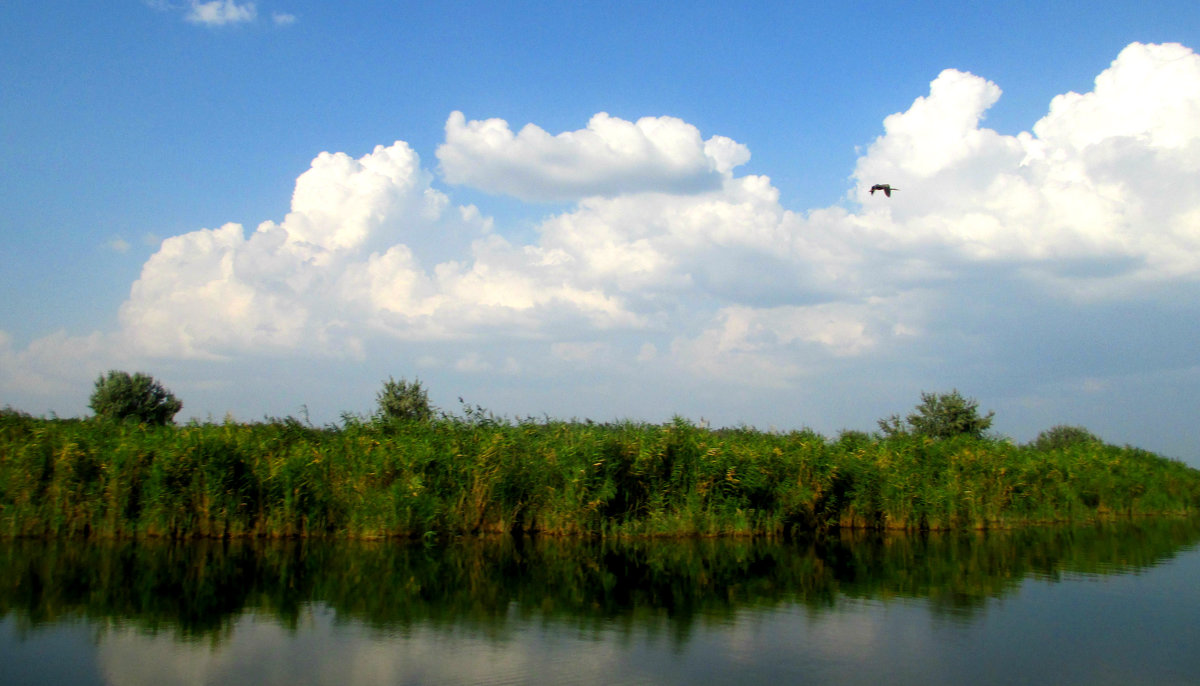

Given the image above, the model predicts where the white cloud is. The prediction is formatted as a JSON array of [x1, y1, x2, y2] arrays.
[[849, 42, 1200, 294], [551, 341, 610, 363], [112, 139, 654, 360], [45, 42, 1200, 366], [118, 222, 312, 359], [274, 142, 441, 253], [0, 329, 131, 410], [272, 11, 296, 25], [185, 0, 257, 26], [115, 142, 471, 357], [437, 111, 750, 202], [1034, 43, 1200, 151], [861, 67, 1007, 179], [667, 296, 923, 388], [4, 42, 1200, 459]]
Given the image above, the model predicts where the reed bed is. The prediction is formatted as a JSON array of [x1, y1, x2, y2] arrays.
[[1, 409, 1197, 538]]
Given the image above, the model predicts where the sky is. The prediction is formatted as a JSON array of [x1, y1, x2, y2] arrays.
[[1, 2, 1199, 466]]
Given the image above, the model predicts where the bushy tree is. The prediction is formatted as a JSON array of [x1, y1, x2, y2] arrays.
[[375, 376, 434, 423], [89, 370, 183, 426], [1031, 425, 1101, 451], [878, 389, 994, 440]]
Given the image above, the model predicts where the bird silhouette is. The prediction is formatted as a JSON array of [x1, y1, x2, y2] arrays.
[[869, 184, 898, 197]]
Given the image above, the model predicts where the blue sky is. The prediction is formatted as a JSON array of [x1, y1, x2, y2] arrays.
[[2, 1, 1199, 466]]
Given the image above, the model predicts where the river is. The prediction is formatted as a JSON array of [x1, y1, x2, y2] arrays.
[[2, 518, 1198, 685]]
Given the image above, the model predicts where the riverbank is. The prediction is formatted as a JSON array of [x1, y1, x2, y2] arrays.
[[2, 410, 1198, 538]]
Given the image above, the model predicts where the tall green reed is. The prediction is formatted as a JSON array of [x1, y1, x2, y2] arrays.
[[2, 408, 1197, 539]]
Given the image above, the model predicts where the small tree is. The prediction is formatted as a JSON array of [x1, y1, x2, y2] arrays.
[[89, 370, 183, 426], [1031, 425, 1101, 451], [375, 376, 434, 423], [878, 389, 994, 440]]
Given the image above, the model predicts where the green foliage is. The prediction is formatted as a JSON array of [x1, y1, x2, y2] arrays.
[[1, 405, 32, 420], [835, 429, 873, 451], [1, 405, 1197, 539], [88, 370, 183, 426], [878, 390, 994, 440], [1031, 425, 1102, 451], [375, 376, 434, 424]]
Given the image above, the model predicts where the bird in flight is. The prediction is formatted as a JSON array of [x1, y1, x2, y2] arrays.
[[869, 184, 898, 197]]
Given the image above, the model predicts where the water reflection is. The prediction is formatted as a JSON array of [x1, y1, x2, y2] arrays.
[[3, 517, 1198, 644]]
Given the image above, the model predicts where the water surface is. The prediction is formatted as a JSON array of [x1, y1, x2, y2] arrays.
[[3, 518, 1199, 685]]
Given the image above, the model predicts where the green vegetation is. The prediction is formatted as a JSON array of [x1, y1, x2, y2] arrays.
[[1032, 424, 1103, 451], [878, 389, 994, 440], [89, 370, 182, 426], [374, 376, 435, 424], [2, 381, 1198, 538]]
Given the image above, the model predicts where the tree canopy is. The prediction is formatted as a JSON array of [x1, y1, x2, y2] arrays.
[[375, 376, 435, 423], [89, 370, 182, 426], [878, 390, 994, 440]]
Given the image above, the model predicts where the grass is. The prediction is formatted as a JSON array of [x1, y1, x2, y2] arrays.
[[2, 407, 1198, 538]]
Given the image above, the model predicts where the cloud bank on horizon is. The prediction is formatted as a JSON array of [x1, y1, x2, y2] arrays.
[[3, 42, 1199, 437]]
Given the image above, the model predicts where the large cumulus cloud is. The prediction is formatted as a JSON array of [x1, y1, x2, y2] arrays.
[[3, 42, 1199, 436], [117, 141, 462, 358], [115, 136, 654, 361], [850, 42, 1200, 289]]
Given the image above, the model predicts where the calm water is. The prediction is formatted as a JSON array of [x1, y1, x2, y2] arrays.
[[2, 519, 1199, 686]]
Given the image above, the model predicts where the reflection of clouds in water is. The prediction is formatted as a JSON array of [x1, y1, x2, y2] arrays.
[[95, 601, 933, 686], [43, 537, 1200, 685], [690, 599, 999, 685], [97, 606, 638, 686], [712, 603, 899, 682], [99, 609, 328, 686], [70, 563, 1200, 686]]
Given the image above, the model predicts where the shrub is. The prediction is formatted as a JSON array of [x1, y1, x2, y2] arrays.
[[89, 370, 183, 426], [375, 376, 435, 423], [835, 429, 873, 451], [878, 389, 994, 440], [1031, 425, 1102, 451]]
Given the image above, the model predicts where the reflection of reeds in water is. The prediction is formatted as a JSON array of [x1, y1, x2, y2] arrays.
[[1, 410, 1198, 539], [2, 517, 1198, 641]]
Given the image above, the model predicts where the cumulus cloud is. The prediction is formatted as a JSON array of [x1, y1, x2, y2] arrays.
[[113, 138, 653, 361], [1035, 42, 1200, 151], [5, 42, 1200, 443], [83, 41, 1200, 371], [118, 142, 467, 358], [849, 42, 1200, 293], [437, 111, 750, 201]]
